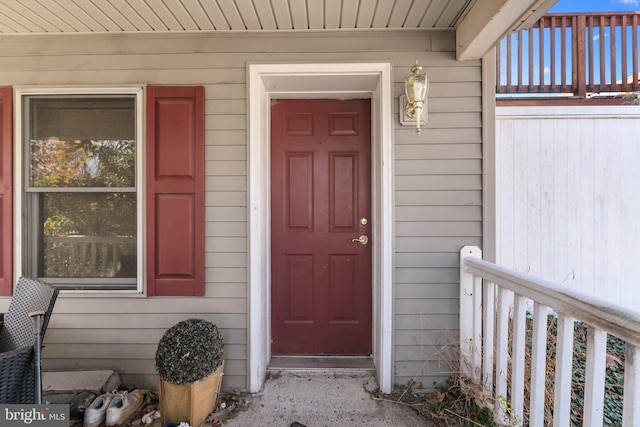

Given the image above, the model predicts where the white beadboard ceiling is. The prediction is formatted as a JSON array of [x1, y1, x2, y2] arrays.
[[0, 0, 475, 34]]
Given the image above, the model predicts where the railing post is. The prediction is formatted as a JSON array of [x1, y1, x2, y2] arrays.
[[460, 246, 482, 383], [575, 14, 587, 97]]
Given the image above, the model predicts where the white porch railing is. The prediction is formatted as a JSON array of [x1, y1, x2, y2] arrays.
[[44, 235, 136, 277], [460, 246, 640, 427]]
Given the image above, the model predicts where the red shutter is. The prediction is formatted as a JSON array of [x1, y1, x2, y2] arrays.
[[146, 86, 205, 296], [0, 88, 12, 296]]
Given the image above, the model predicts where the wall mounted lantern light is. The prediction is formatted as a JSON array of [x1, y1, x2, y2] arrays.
[[400, 60, 429, 134]]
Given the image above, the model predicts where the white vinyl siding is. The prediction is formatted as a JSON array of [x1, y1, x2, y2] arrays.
[[0, 30, 481, 390]]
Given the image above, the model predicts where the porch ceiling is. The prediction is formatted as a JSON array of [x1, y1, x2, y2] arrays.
[[0, 0, 473, 33], [0, 0, 557, 60]]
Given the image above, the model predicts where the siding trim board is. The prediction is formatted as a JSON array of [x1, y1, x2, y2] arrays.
[[0, 88, 12, 296], [248, 62, 395, 393]]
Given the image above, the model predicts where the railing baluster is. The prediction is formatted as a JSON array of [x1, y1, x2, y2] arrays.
[[495, 286, 510, 424], [583, 326, 607, 427], [633, 15, 638, 92], [529, 25, 534, 91], [496, 40, 502, 90], [610, 15, 617, 90], [553, 313, 574, 427], [550, 17, 557, 91], [511, 294, 527, 423], [561, 16, 568, 90], [507, 31, 513, 91], [623, 344, 640, 426], [529, 302, 548, 427], [621, 15, 628, 92], [518, 30, 523, 91], [539, 17, 546, 89], [482, 281, 496, 397]]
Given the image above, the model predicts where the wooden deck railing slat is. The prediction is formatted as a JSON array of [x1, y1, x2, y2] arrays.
[[550, 17, 557, 91], [561, 16, 568, 89], [633, 15, 638, 91], [622, 15, 628, 92], [600, 17, 606, 92]]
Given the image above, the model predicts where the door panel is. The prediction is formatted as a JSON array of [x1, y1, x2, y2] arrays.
[[271, 99, 372, 355]]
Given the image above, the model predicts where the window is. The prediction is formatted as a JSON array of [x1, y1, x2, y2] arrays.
[[22, 91, 142, 291], [12, 85, 203, 296]]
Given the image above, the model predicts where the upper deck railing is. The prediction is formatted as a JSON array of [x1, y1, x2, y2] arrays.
[[496, 12, 640, 97]]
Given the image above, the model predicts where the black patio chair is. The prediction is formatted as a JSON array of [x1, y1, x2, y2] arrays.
[[0, 277, 59, 404]]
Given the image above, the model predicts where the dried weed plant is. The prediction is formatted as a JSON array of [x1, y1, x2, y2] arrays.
[[375, 324, 501, 426], [381, 309, 625, 427]]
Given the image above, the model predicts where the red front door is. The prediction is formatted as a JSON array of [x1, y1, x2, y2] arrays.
[[271, 99, 372, 355]]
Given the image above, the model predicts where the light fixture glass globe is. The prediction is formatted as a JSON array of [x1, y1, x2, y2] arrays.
[[404, 61, 429, 134]]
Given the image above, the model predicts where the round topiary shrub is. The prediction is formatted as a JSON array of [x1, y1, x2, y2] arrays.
[[155, 318, 224, 384]]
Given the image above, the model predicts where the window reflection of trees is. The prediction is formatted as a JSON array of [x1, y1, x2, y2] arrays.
[[30, 138, 135, 188]]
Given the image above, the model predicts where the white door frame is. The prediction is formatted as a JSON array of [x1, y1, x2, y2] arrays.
[[247, 62, 395, 393]]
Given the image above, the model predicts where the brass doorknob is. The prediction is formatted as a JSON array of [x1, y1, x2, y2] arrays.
[[351, 235, 369, 245]]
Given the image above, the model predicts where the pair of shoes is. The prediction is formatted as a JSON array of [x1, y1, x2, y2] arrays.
[[83, 389, 145, 427], [106, 389, 145, 426], [83, 390, 118, 427]]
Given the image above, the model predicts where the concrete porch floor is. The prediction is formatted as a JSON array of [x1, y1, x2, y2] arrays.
[[222, 370, 434, 427], [41, 368, 436, 426]]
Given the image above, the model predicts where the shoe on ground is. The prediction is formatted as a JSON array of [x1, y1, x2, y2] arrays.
[[106, 389, 145, 426], [83, 391, 117, 427]]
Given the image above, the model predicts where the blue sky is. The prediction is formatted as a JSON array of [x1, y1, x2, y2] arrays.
[[550, 0, 640, 12]]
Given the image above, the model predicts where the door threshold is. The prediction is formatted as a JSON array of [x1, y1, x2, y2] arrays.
[[268, 356, 374, 371]]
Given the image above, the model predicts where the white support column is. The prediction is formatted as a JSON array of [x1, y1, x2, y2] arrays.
[[623, 344, 640, 426], [583, 326, 607, 427], [460, 246, 482, 382]]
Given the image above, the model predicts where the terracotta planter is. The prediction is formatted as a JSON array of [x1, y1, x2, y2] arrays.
[[159, 360, 224, 427]]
